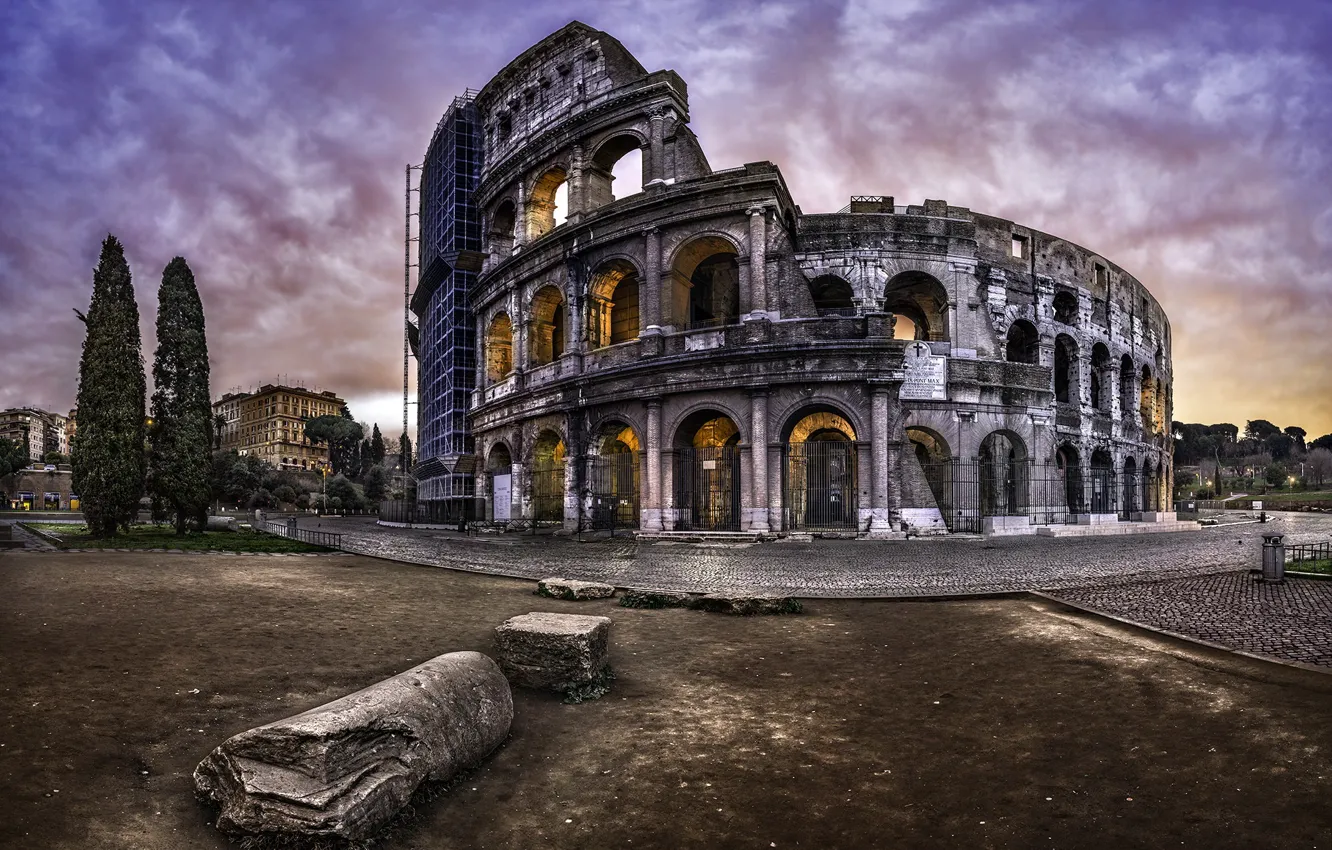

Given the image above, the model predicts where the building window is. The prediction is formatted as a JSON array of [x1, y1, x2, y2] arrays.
[[1011, 234, 1027, 259], [1094, 263, 1108, 288]]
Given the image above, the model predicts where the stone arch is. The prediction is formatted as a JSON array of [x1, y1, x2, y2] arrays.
[[1139, 364, 1154, 433], [1056, 442, 1083, 514], [672, 408, 742, 532], [906, 425, 952, 465], [782, 405, 858, 531], [808, 274, 855, 315], [979, 430, 1028, 517], [587, 258, 641, 348], [530, 429, 566, 522], [1053, 290, 1078, 325], [1141, 458, 1158, 511], [1122, 455, 1139, 515], [1089, 447, 1114, 514], [485, 312, 514, 382], [1054, 333, 1079, 404], [487, 198, 517, 258], [1119, 353, 1135, 419], [526, 165, 568, 240], [528, 285, 566, 366], [588, 418, 640, 528], [1005, 320, 1039, 364], [1090, 343, 1111, 412], [883, 271, 948, 341], [487, 442, 513, 472], [585, 132, 645, 209], [668, 234, 741, 330]]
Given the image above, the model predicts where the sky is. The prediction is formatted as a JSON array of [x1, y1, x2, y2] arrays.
[[2, 0, 1330, 441]]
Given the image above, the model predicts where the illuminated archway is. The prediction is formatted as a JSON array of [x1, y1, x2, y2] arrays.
[[672, 410, 741, 531], [783, 408, 858, 530]]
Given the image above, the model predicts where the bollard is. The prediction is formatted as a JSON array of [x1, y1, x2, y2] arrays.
[[1261, 534, 1285, 583]]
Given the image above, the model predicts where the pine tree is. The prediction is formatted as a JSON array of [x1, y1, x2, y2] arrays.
[[400, 432, 413, 470], [72, 235, 146, 537], [370, 424, 386, 465], [148, 257, 213, 534]]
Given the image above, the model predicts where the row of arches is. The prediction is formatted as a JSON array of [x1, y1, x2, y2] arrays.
[[487, 133, 645, 257], [482, 235, 745, 381], [805, 271, 949, 340], [1004, 322, 1169, 431]]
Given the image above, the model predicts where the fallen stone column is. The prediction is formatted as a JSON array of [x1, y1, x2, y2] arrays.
[[194, 651, 512, 842]]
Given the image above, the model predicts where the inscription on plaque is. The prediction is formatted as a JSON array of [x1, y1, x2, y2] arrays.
[[900, 341, 947, 401]]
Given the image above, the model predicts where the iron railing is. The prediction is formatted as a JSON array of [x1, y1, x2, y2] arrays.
[[531, 462, 565, 522], [586, 452, 639, 532], [255, 519, 341, 549], [784, 440, 858, 530], [1286, 541, 1331, 568], [673, 446, 740, 531]]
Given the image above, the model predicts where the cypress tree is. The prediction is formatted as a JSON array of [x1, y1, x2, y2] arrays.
[[72, 235, 146, 537], [149, 257, 213, 534], [370, 424, 386, 465]]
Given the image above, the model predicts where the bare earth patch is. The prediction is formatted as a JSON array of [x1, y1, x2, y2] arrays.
[[1, 551, 1330, 849]]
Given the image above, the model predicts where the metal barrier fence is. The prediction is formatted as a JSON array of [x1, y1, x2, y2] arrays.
[[378, 499, 482, 526], [1286, 541, 1331, 568], [674, 446, 741, 531], [918, 460, 1164, 533], [784, 440, 858, 531], [586, 453, 639, 532], [530, 463, 565, 522], [255, 519, 342, 549]]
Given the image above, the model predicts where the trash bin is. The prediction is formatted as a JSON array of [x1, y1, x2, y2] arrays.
[[1261, 534, 1285, 583]]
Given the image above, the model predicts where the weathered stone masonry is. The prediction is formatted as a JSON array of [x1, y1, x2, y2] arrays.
[[421, 21, 1174, 536]]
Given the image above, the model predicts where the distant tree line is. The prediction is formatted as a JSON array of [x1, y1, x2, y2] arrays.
[[1173, 419, 1332, 496]]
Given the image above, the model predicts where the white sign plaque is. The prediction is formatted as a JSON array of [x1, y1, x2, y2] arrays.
[[900, 341, 948, 401]]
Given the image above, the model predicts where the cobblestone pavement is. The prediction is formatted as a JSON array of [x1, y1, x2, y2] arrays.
[[288, 512, 1332, 669], [1050, 571, 1332, 667]]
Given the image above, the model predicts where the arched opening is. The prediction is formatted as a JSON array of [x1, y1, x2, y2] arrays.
[[530, 430, 566, 522], [783, 409, 858, 531], [488, 199, 517, 258], [529, 286, 566, 366], [808, 275, 855, 316], [979, 430, 1028, 517], [669, 236, 740, 330], [906, 425, 960, 531], [485, 313, 514, 382], [1122, 455, 1138, 517], [1141, 460, 1158, 511], [588, 421, 640, 529], [1090, 343, 1110, 412], [527, 166, 568, 240], [1090, 448, 1114, 514], [1119, 354, 1135, 422], [1053, 291, 1078, 325], [884, 271, 948, 341], [1154, 381, 1165, 436], [1056, 443, 1083, 515], [587, 259, 640, 348], [1054, 334, 1079, 404], [488, 443, 513, 521], [1139, 365, 1154, 434], [585, 134, 644, 210], [672, 410, 741, 531], [1005, 320, 1039, 365]]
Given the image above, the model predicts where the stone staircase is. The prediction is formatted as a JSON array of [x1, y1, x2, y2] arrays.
[[644, 530, 764, 544]]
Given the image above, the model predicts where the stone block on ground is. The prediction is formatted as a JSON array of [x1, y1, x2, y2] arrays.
[[205, 515, 239, 532], [619, 588, 694, 609], [689, 593, 803, 616], [536, 577, 615, 600], [193, 651, 512, 842], [494, 612, 611, 694]]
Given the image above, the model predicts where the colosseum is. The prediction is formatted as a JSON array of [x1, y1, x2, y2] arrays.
[[408, 21, 1179, 538]]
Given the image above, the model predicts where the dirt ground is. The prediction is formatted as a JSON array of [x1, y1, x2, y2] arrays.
[[1, 551, 1330, 850]]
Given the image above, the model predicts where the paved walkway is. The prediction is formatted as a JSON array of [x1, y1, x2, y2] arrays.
[[291, 512, 1332, 669]]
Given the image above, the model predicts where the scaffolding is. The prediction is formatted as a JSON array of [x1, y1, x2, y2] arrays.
[[411, 92, 482, 516]]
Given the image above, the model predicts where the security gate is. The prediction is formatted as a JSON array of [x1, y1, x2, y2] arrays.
[[674, 446, 740, 531], [784, 441, 857, 530], [588, 452, 639, 530], [530, 462, 564, 522]]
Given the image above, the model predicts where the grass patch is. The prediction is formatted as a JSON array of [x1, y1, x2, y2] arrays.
[[20, 523, 329, 553], [1247, 491, 1332, 503], [1289, 559, 1332, 575]]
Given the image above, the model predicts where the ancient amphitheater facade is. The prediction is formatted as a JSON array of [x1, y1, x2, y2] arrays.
[[411, 22, 1175, 537]]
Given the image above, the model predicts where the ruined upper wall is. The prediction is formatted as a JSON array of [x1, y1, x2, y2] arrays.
[[474, 22, 648, 184]]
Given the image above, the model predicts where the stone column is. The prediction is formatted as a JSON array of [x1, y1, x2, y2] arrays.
[[642, 400, 663, 531], [646, 109, 666, 187], [513, 183, 528, 249], [642, 228, 662, 339], [748, 392, 770, 532], [566, 143, 585, 222], [1108, 362, 1122, 438], [867, 386, 897, 535], [745, 206, 768, 321]]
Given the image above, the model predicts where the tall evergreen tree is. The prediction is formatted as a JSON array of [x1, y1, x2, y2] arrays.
[[72, 235, 146, 537], [148, 257, 213, 534], [400, 432, 412, 470], [370, 423, 386, 465]]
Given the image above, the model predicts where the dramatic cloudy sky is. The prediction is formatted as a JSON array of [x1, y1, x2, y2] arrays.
[[2, 0, 1330, 439]]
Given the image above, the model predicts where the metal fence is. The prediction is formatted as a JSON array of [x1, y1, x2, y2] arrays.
[[1286, 541, 1331, 568], [917, 460, 1162, 533], [530, 462, 565, 522], [377, 499, 482, 526], [784, 440, 858, 530], [255, 519, 342, 549], [674, 446, 741, 531], [586, 453, 639, 532]]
